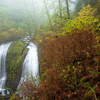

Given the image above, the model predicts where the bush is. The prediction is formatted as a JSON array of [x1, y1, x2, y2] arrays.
[[0, 28, 25, 43], [17, 62, 99, 100], [63, 5, 99, 33], [18, 30, 100, 100], [38, 30, 96, 74], [14, 5, 100, 100]]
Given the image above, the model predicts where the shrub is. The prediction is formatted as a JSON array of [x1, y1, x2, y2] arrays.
[[38, 30, 96, 74], [17, 63, 99, 100], [63, 5, 99, 33], [17, 77, 38, 100], [21, 30, 100, 100], [0, 28, 25, 43]]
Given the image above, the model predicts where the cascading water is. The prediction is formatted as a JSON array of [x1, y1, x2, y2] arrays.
[[18, 42, 39, 88], [0, 42, 12, 96]]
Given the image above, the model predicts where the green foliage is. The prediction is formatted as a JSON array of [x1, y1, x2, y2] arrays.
[[0, 28, 25, 43], [75, 0, 98, 13], [10, 94, 21, 100], [85, 0, 98, 7], [6, 41, 28, 92], [0, 7, 15, 32], [63, 5, 99, 33], [0, 7, 26, 43], [0, 6, 36, 43]]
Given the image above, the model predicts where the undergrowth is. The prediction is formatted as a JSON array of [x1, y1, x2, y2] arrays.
[[10, 5, 100, 100]]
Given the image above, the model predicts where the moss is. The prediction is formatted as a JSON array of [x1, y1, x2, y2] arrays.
[[6, 41, 28, 92]]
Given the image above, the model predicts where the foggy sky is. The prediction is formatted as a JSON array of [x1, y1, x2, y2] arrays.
[[0, 0, 76, 25], [0, 0, 76, 13]]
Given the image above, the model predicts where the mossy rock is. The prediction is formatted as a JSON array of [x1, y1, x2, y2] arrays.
[[6, 41, 28, 92]]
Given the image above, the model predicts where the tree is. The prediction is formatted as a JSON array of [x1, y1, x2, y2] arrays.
[[24, 0, 37, 36], [31, 0, 38, 33], [64, 5, 99, 33], [0, 7, 15, 32], [43, 0, 53, 30], [58, 0, 62, 18], [82, 0, 86, 7], [75, 0, 98, 13], [65, 0, 70, 19]]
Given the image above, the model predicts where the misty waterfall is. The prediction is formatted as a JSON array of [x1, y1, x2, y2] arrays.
[[0, 42, 39, 96], [18, 42, 39, 88], [0, 42, 12, 96]]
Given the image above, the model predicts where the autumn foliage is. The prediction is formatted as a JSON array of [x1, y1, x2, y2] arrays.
[[16, 30, 100, 100], [63, 5, 99, 33], [38, 30, 96, 71], [0, 28, 25, 43], [12, 5, 100, 100]]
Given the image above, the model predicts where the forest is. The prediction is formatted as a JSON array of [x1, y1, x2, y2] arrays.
[[0, 0, 100, 100]]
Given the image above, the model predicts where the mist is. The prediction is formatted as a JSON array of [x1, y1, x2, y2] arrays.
[[0, 0, 77, 35], [0, 0, 76, 20]]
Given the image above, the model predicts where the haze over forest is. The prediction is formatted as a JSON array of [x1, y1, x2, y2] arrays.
[[0, 0, 100, 100], [0, 0, 77, 35]]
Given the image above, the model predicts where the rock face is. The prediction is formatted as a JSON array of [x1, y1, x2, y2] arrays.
[[6, 41, 28, 92]]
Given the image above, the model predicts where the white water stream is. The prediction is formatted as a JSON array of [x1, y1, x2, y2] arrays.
[[0, 42, 11, 96], [18, 42, 39, 88]]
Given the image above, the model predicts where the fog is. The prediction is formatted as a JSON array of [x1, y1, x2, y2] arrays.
[[0, 0, 76, 16], [0, 0, 77, 34]]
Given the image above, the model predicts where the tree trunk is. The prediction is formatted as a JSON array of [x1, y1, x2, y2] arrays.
[[32, 0, 37, 33], [43, 0, 53, 30], [65, 0, 70, 19], [58, 0, 62, 18], [82, 0, 86, 7]]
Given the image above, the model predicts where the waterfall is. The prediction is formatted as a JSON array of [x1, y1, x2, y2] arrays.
[[0, 42, 11, 96], [18, 42, 39, 88]]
